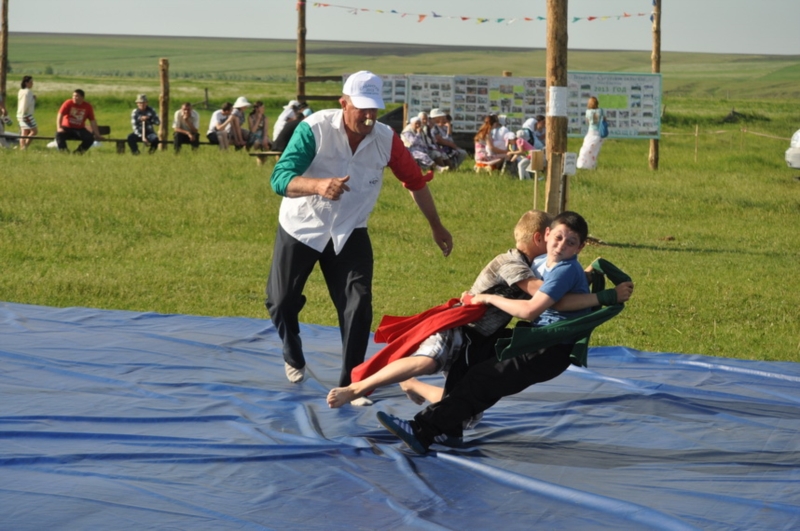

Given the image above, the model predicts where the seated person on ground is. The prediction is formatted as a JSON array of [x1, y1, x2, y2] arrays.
[[429, 108, 467, 170], [474, 114, 507, 170], [229, 97, 251, 149], [400, 117, 440, 172]]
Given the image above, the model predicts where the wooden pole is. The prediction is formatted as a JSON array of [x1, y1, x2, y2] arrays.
[[649, 0, 661, 170], [0, 0, 8, 105], [296, 1, 307, 102], [694, 124, 699, 162], [159, 58, 169, 152], [544, 0, 568, 216]]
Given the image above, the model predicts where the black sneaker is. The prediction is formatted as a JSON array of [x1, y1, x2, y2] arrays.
[[377, 411, 427, 454]]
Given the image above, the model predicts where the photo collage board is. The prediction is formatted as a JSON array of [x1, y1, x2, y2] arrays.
[[406, 75, 547, 134], [567, 71, 662, 139], [342, 72, 662, 139]]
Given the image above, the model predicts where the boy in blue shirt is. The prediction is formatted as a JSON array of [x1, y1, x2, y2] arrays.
[[378, 211, 605, 454]]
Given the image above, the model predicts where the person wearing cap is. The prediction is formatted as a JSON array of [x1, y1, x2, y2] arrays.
[[55, 89, 103, 154], [266, 70, 453, 398], [428, 108, 467, 170], [228, 96, 251, 150], [491, 114, 511, 153], [273, 99, 300, 141], [127, 94, 161, 155], [523, 116, 546, 151], [172, 102, 201, 153], [271, 106, 312, 153]]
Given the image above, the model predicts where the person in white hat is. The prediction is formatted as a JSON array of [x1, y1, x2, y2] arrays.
[[228, 96, 252, 149], [127, 93, 161, 155], [273, 99, 301, 141], [266, 70, 453, 401]]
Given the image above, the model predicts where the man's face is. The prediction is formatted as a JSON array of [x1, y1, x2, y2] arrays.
[[545, 223, 585, 264], [72, 92, 84, 105], [181, 105, 192, 117], [433, 116, 446, 127], [341, 97, 377, 137], [136, 102, 147, 110]]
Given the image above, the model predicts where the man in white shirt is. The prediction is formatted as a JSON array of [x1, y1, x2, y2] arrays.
[[266, 71, 453, 400], [172, 102, 201, 153]]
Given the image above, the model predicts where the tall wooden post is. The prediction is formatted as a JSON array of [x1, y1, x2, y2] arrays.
[[544, 0, 569, 215], [159, 58, 169, 152], [0, 0, 8, 105], [296, 1, 306, 102], [649, 0, 661, 170]]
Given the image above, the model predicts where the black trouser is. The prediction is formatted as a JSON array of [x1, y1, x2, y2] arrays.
[[56, 127, 94, 153], [127, 132, 159, 154], [265, 225, 373, 387], [173, 132, 199, 152], [413, 341, 573, 446]]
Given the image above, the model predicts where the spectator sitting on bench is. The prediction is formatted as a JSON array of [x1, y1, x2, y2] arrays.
[[273, 99, 301, 141], [229, 97, 251, 150], [128, 94, 160, 155], [207, 102, 237, 151], [56, 89, 103, 154], [247, 101, 272, 151], [271, 106, 312, 153], [172, 102, 201, 153]]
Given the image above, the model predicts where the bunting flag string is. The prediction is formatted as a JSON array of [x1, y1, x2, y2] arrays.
[[311, 3, 651, 24]]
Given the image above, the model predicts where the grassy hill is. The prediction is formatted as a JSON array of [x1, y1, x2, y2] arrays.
[[7, 32, 800, 101]]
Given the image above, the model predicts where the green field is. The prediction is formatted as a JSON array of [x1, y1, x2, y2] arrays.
[[1, 33, 799, 363]]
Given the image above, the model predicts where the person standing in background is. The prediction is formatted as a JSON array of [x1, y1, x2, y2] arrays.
[[577, 97, 605, 170], [17, 76, 37, 150]]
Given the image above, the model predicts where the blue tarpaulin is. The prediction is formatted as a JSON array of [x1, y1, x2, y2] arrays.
[[1, 301, 799, 530]]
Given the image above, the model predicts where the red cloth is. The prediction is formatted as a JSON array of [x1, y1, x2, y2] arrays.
[[351, 298, 486, 383], [58, 100, 96, 129]]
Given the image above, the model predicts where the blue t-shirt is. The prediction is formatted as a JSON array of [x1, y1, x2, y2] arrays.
[[532, 255, 590, 327]]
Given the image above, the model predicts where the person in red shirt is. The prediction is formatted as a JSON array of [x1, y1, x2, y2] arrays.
[[56, 89, 103, 153]]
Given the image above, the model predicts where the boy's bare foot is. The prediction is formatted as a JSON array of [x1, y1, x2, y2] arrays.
[[327, 386, 359, 408]]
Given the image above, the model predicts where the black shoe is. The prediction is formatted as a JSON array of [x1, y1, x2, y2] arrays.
[[377, 411, 428, 454]]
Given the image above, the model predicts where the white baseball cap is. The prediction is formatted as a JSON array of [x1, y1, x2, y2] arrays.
[[342, 71, 384, 109], [283, 99, 300, 110]]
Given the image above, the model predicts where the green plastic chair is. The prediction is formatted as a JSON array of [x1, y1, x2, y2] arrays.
[[494, 258, 631, 367]]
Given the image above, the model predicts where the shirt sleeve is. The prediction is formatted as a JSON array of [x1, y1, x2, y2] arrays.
[[131, 109, 138, 132], [270, 121, 317, 196], [85, 104, 95, 122], [539, 261, 584, 302], [387, 132, 433, 191]]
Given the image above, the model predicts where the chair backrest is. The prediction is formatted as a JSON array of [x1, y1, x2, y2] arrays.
[[495, 258, 630, 367]]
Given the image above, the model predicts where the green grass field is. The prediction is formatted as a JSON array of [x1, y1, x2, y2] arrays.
[[2, 34, 799, 362]]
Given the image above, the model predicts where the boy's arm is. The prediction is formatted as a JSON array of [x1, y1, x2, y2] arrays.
[[471, 290, 555, 322], [553, 281, 634, 310]]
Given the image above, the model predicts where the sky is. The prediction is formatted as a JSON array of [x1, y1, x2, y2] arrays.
[[7, 0, 800, 56]]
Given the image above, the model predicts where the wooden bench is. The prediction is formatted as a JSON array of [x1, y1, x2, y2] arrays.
[[249, 151, 282, 165]]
